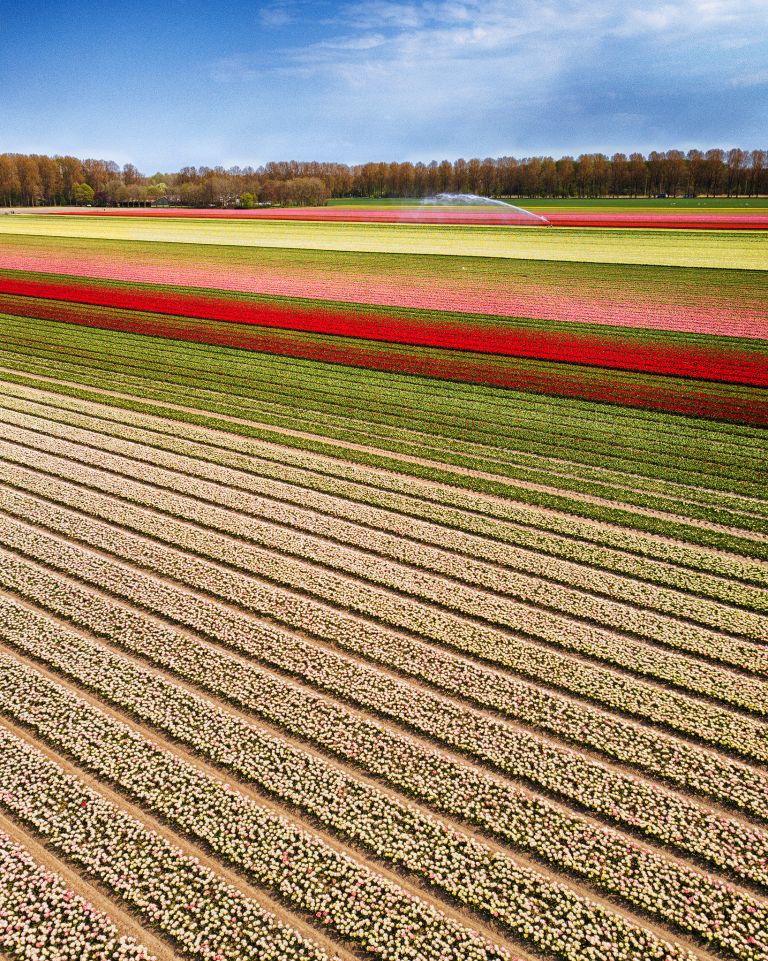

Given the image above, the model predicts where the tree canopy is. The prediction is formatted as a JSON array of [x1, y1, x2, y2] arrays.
[[0, 148, 765, 207]]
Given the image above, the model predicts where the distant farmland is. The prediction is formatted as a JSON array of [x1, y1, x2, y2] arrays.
[[0, 207, 766, 961]]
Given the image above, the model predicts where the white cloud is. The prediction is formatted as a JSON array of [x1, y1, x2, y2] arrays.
[[204, 0, 768, 161], [613, 0, 768, 35], [258, 6, 294, 27], [728, 68, 768, 87]]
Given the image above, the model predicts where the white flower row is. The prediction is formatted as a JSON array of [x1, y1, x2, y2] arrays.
[[3, 421, 764, 713], [0, 614, 755, 961], [0, 729, 333, 961], [3, 382, 766, 644], [3, 401, 764, 672], [1, 354, 764, 588], [2, 378, 764, 622], [0, 828, 154, 961], [0, 469, 752, 843], [0, 655, 521, 961], [3, 543, 768, 917], [3, 503, 767, 884], [0, 459, 763, 775]]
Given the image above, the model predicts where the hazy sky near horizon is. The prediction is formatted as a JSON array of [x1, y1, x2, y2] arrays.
[[1, 0, 766, 171]]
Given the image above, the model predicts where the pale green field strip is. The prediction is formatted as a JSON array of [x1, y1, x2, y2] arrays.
[[0, 214, 765, 268], [4, 347, 765, 539], [3, 349, 766, 570], [6, 380, 767, 532], [2, 314, 763, 500], [5, 312, 764, 462]]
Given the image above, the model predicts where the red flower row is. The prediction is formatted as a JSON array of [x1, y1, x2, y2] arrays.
[[2, 275, 766, 387], [5, 293, 766, 426]]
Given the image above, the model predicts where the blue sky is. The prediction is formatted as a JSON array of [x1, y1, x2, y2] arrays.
[[1, 0, 766, 171]]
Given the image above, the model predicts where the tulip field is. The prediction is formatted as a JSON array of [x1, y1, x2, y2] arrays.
[[0, 210, 766, 961]]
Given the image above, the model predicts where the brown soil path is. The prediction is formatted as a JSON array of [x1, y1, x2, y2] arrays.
[[0, 785, 178, 961], [0, 714, 353, 961]]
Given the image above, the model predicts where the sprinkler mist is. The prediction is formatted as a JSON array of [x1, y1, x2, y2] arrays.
[[421, 193, 550, 225]]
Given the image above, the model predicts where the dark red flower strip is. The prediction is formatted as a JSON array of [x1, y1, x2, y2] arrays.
[[42, 207, 768, 229], [4, 295, 766, 426], [1, 275, 766, 387]]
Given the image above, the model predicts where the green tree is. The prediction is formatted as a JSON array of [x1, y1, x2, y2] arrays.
[[73, 182, 95, 204], [239, 191, 256, 208], [147, 182, 168, 201]]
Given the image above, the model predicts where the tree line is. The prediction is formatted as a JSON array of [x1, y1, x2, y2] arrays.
[[0, 149, 765, 207]]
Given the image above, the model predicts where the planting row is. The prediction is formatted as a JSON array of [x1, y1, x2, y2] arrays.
[[0, 828, 155, 961], [8, 301, 757, 449], [1, 594, 765, 960], [1, 489, 762, 831], [0, 653, 524, 961], [2, 315, 766, 503], [0, 360, 764, 594], [4, 430, 755, 695], [1, 368, 763, 550], [10, 408, 765, 673], [2, 324, 765, 508], [4, 400, 764, 671], [3, 377, 765, 634], [7, 292, 764, 425], [4, 329, 759, 512], [2, 342, 762, 551], [2, 435, 764, 725], [0, 728, 333, 961], [2, 518, 766, 887], [10, 307, 761, 471], [9, 307, 762, 477]]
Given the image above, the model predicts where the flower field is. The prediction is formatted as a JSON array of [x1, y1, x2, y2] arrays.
[[0, 211, 766, 961], [39, 205, 768, 230]]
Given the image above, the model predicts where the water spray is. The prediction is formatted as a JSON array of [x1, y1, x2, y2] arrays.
[[421, 193, 550, 224]]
